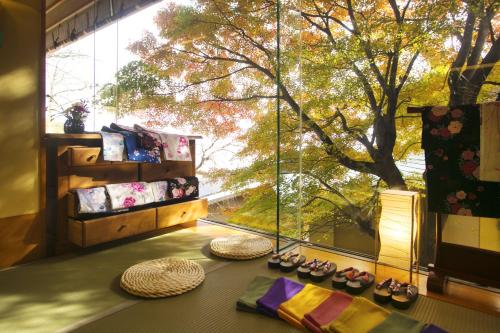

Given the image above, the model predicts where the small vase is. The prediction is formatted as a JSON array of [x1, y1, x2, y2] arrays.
[[64, 118, 85, 134]]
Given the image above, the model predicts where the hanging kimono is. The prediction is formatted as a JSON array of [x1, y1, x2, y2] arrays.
[[421, 104, 500, 218]]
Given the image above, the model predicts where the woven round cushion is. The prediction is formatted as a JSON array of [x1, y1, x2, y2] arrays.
[[120, 257, 205, 298], [210, 234, 273, 260]]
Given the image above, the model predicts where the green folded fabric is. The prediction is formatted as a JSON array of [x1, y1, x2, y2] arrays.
[[237, 276, 276, 313], [368, 312, 425, 333]]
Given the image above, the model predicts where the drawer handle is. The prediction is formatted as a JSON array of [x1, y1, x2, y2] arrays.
[[118, 225, 126, 232], [87, 155, 97, 162]]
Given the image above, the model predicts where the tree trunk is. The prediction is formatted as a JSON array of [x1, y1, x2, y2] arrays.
[[376, 157, 407, 189]]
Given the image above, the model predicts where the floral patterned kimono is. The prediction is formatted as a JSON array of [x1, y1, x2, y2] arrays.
[[133, 124, 192, 162], [105, 182, 155, 210], [75, 187, 110, 214], [422, 104, 500, 217], [149, 181, 169, 202], [100, 131, 125, 161]]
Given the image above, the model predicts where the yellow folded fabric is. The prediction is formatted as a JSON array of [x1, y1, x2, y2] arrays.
[[277, 283, 333, 329], [322, 297, 390, 333]]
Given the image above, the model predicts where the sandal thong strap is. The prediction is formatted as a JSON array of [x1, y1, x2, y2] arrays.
[[345, 269, 360, 280], [355, 272, 372, 286], [336, 267, 354, 277], [301, 258, 318, 268], [389, 280, 400, 293], [282, 252, 299, 262], [376, 277, 392, 290], [322, 262, 332, 272], [406, 285, 418, 299]]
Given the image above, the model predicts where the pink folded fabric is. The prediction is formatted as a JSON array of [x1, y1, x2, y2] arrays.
[[302, 291, 353, 333]]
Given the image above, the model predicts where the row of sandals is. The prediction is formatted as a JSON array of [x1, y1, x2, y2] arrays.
[[268, 252, 418, 309]]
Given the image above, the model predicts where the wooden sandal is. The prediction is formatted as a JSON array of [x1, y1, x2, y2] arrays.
[[310, 261, 337, 282], [373, 278, 394, 303], [346, 271, 374, 294], [392, 283, 418, 309], [268, 251, 297, 269], [280, 253, 306, 272], [297, 259, 321, 279], [332, 267, 357, 288]]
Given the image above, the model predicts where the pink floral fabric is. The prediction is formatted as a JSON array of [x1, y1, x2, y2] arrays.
[[105, 182, 155, 210]]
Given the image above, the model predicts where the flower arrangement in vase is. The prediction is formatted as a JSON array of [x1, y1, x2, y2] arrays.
[[49, 99, 90, 134]]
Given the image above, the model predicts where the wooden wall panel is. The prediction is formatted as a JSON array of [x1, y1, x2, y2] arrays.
[[0, 213, 45, 269]]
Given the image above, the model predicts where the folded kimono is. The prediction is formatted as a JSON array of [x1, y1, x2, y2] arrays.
[[104, 124, 161, 163], [302, 291, 353, 333], [237, 276, 276, 313], [133, 124, 192, 162], [324, 297, 390, 333], [133, 124, 164, 150], [149, 181, 169, 202], [105, 182, 155, 210], [368, 312, 425, 333], [256, 277, 304, 318], [75, 187, 110, 214], [159, 133, 192, 161], [167, 177, 199, 199], [277, 283, 332, 329], [100, 131, 125, 161], [421, 324, 448, 333]]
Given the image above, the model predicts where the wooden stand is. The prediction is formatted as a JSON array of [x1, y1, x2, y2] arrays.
[[43, 133, 207, 255]]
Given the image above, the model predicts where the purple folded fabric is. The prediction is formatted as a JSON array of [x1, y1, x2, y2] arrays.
[[422, 324, 448, 333], [256, 277, 304, 318]]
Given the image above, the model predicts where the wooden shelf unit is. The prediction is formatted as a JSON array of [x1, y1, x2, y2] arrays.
[[43, 133, 207, 254]]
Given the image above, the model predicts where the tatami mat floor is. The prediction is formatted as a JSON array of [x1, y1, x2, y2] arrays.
[[0, 221, 498, 333]]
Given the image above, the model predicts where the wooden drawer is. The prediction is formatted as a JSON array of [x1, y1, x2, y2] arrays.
[[157, 199, 208, 229], [68, 147, 102, 166], [68, 208, 156, 247]]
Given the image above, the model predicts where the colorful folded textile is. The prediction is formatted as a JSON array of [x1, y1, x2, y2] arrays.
[[167, 177, 199, 199], [158, 133, 192, 161], [368, 312, 425, 333], [75, 187, 110, 213], [100, 131, 125, 161], [106, 124, 161, 163], [256, 277, 304, 318], [149, 181, 169, 202], [302, 291, 353, 333], [237, 276, 276, 313], [421, 324, 448, 333], [324, 297, 390, 333], [277, 283, 332, 329], [105, 182, 155, 210]]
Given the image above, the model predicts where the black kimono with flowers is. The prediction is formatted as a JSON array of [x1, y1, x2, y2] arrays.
[[421, 104, 499, 218]]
